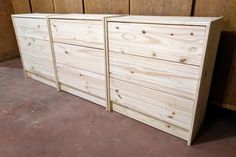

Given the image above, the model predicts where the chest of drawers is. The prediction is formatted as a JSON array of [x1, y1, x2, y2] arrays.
[[12, 14, 222, 145], [49, 14, 117, 107], [106, 16, 223, 145], [12, 14, 57, 88]]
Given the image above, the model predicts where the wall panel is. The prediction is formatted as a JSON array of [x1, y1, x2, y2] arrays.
[[84, 0, 129, 14], [194, 0, 236, 111], [130, 0, 193, 16], [54, 0, 83, 13], [0, 0, 19, 62], [30, 0, 54, 13], [11, 0, 31, 13]]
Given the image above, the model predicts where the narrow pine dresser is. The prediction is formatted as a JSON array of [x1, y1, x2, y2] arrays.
[[12, 14, 57, 88], [106, 16, 223, 145], [48, 14, 117, 107]]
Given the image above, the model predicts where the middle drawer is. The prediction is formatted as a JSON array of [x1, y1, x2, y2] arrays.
[[54, 42, 106, 99]]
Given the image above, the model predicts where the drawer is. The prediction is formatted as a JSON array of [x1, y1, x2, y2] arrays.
[[54, 42, 105, 75], [111, 79, 193, 130], [18, 37, 52, 61], [57, 64, 106, 99], [22, 54, 55, 80], [51, 19, 103, 49], [108, 22, 206, 66], [109, 52, 200, 100], [13, 18, 49, 40]]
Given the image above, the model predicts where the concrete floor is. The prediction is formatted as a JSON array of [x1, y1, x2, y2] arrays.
[[0, 58, 235, 157]]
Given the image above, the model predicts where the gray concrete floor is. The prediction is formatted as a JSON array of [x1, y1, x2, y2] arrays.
[[0, 58, 235, 157]]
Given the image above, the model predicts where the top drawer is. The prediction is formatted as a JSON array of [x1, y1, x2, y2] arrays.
[[108, 22, 206, 66], [50, 19, 103, 49], [13, 18, 49, 41]]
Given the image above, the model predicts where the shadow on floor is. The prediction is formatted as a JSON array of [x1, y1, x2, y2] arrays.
[[193, 105, 236, 145]]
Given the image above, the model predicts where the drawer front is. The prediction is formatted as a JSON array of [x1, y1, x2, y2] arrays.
[[54, 42, 105, 75], [111, 79, 193, 130], [13, 18, 49, 40], [108, 22, 206, 66], [18, 37, 52, 61], [22, 54, 55, 81], [51, 19, 103, 49], [110, 52, 200, 100], [57, 64, 106, 99]]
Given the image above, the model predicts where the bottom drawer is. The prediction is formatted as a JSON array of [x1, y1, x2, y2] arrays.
[[113, 103, 189, 140], [57, 63, 106, 99], [111, 79, 193, 131], [22, 54, 55, 81]]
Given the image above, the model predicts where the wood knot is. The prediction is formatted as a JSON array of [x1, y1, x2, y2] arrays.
[[172, 112, 175, 115], [152, 53, 156, 57], [167, 125, 171, 128], [168, 116, 173, 119], [115, 89, 119, 92], [130, 71, 134, 74], [116, 26, 119, 29], [142, 30, 146, 34], [190, 32, 194, 36], [170, 33, 174, 36], [65, 51, 69, 54], [79, 74, 83, 76], [180, 58, 186, 63], [37, 25, 40, 28], [28, 42, 31, 47]]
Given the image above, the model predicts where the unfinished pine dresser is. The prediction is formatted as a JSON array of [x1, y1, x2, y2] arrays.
[[48, 14, 118, 107], [106, 16, 223, 145], [12, 14, 57, 88]]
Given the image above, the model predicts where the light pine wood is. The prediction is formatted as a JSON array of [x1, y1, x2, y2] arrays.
[[50, 19, 103, 49], [60, 84, 106, 107], [54, 42, 105, 75], [18, 37, 52, 61], [53, 0, 83, 13], [108, 16, 222, 26], [57, 63, 105, 99], [108, 16, 223, 145], [188, 20, 223, 145], [108, 22, 206, 66], [111, 78, 193, 129], [13, 18, 49, 40], [113, 103, 189, 140], [109, 52, 201, 100], [26, 72, 57, 88]]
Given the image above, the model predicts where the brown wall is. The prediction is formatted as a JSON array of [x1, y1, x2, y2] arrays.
[[0, 0, 19, 62], [3, 0, 236, 110]]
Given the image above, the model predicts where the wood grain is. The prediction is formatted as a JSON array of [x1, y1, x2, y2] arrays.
[[13, 18, 49, 40], [108, 22, 206, 66], [109, 52, 200, 100], [30, 0, 54, 13], [111, 78, 193, 129], [54, 42, 105, 75], [84, 0, 129, 14], [57, 63, 106, 99], [0, 0, 19, 62], [50, 19, 103, 49], [130, 0, 193, 16], [11, 0, 31, 13], [113, 103, 189, 140], [53, 0, 83, 13]]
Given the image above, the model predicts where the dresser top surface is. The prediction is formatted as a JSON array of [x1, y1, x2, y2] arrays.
[[12, 13, 119, 20], [108, 16, 223, 26]]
